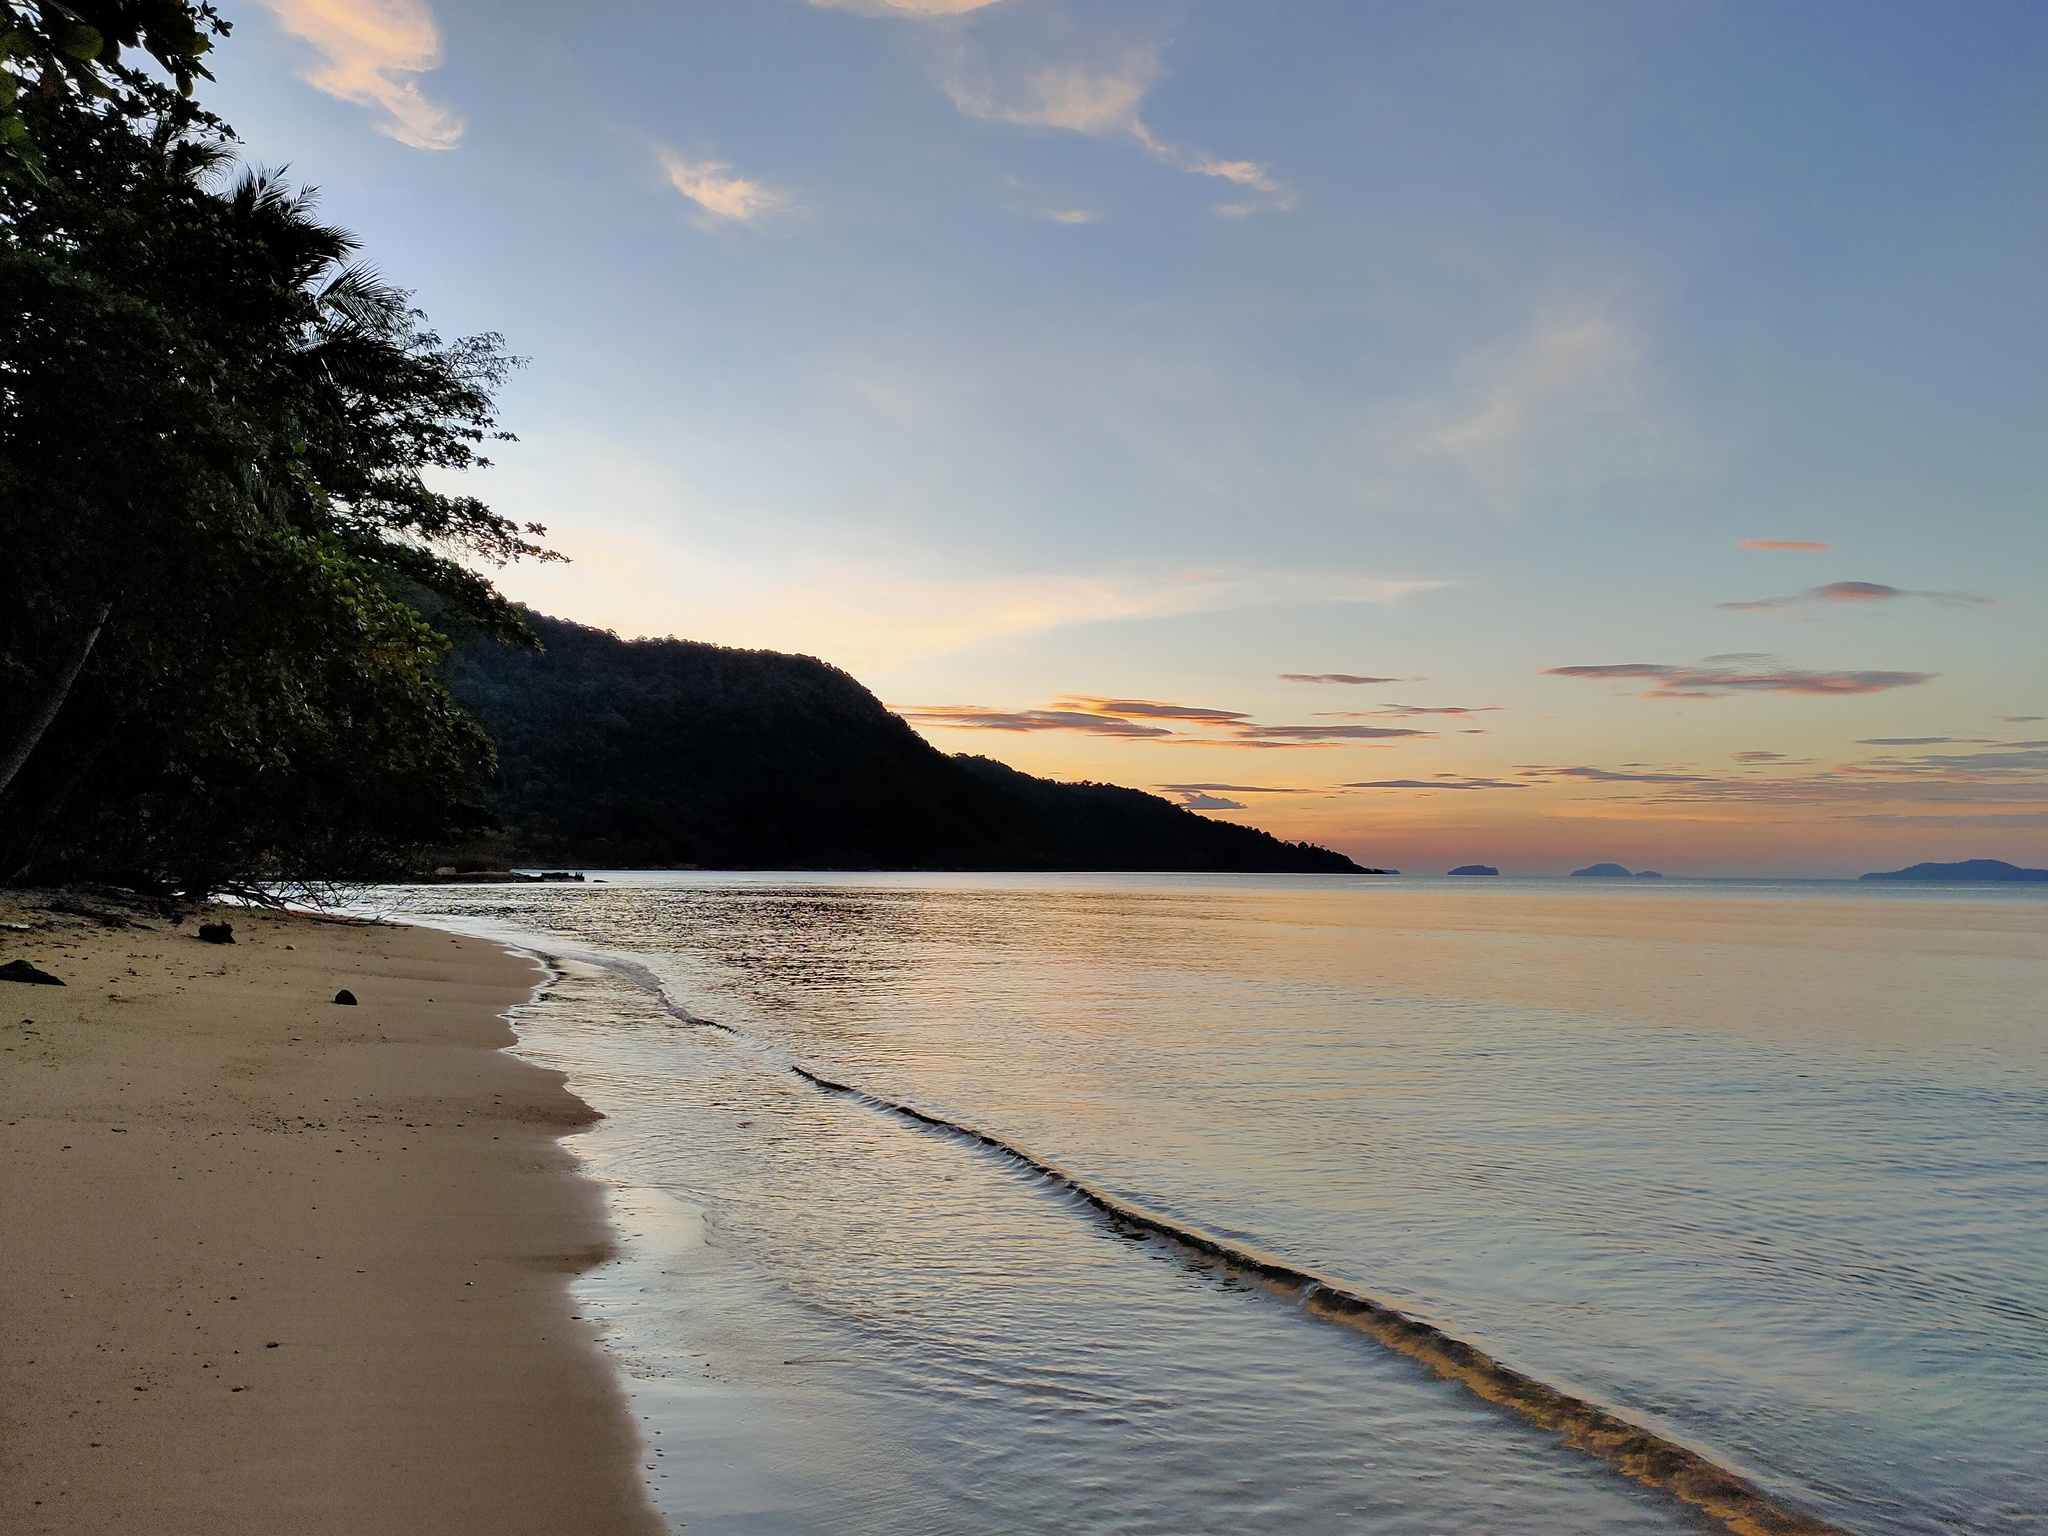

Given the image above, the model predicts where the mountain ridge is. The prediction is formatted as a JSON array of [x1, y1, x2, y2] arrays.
[[442, 612, 1368, 874]]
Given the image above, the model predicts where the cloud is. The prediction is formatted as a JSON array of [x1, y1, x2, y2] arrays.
[[1509, 739, 2048, 812], [1720, 581, 1990, 612], [1740, 539, 1832, 551], [1280, 673, 1404, 685], [1523, 766, 1712, 785], [897, 697, 1432, 749], [1379, 309, 1683, 515], [1345, 777, 1526, 791], [1317, 704, 1498, 719], [1733, 750, 1787, 762], [1229, 724, 1432, 744], [894, 705, 1171, 737], [1543, 654, 1934, 699], [1854, 812, 2048, 828], [1860, 743, 2048, 774], [660, 151, 791, 225], [807, 0, 1006, 14], [945, 50, 1155, 137], [1413, 314, 1655, 504], [2000, 715, 2044, 723], [1158, 783, 1315, 795], [548, 552, 1434, 673], [1857, 737, 1958, 746], [1055, 696, 1247, 724], [1044, 208, 1096, 225], [1173, 792, 1245, 810], [258, 0, 463, 149], [934, 37, 1295, 211]]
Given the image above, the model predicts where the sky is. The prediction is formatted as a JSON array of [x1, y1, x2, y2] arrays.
[[199, 0, 2046, 876]]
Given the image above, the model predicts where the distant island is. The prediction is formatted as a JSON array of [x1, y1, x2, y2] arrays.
[[1447, 864, 1499, 876], [1860, 859, 2048, 883], [1569, 863, 1663, 878], [443, 612, 1370, 874]]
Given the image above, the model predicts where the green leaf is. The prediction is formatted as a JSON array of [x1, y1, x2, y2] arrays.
[[61, 24, 105, 62]]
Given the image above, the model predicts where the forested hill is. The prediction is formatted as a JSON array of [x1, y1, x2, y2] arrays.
[[445, 613, 1364, 873]]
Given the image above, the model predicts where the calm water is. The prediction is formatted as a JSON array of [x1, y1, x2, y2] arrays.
[[379, 874, 2048, 1535]]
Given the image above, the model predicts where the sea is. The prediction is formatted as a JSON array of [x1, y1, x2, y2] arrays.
[[372, 873, 2047, 1535]]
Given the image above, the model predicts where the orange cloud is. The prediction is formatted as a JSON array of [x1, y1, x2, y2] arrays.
[[1054, 697, 1248, 725], [659, 151, 790, 225], [896, 696, 1433, 748], [894, 705, 1170, 737], [258, 0, 462, 149]]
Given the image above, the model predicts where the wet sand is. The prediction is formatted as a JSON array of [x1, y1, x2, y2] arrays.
[[0, 896, 662, 1536]]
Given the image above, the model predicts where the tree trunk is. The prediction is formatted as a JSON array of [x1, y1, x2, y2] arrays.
[[0, 601, 113, 800]]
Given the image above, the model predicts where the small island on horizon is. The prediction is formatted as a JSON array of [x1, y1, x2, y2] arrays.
[[1860, 858, 2048, 883]]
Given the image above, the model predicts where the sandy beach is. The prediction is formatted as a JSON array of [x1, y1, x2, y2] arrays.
[[0, 894, 662, 1536]]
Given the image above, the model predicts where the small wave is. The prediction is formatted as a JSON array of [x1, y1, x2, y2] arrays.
[[551, 955, 1845, 1536], [789, 1061, 1846, 1536]]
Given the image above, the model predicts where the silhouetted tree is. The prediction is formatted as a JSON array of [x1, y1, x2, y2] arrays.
[[0, 88, 551, 890], [2, 1, 227, 175]]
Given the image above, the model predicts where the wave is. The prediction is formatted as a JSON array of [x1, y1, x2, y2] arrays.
[[580, 957, 1846, 1536]]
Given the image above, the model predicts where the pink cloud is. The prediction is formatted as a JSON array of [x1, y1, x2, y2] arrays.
[[1720, 581, 1989, 612], [1544, 655, 1934, 699], [1279, 673, 1405, 685]]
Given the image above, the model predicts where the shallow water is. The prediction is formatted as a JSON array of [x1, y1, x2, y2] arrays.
[[381, 874, 2048, 1535]]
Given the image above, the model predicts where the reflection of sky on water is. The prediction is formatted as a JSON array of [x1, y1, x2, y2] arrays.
[[389, 874, 2048, 1535]]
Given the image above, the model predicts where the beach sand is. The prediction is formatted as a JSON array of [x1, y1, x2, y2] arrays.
[[0, 896, 662, 1536]]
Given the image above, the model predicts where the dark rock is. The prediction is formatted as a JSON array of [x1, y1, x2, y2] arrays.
[[1571, 862, 1633, 878], [1447, 864, 1500, 876], [197, 922, 235, 944], [333, 989, 358, 1006], [0, 958, 65, 985], [1860, 858, 2048, 883]]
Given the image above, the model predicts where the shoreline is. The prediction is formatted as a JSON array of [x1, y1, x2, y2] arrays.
[[0, 895, 662, 1536]]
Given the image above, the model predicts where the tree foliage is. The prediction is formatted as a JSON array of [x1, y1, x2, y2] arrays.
[[0, 87, 552, 891], [1, 0, 227, 172]]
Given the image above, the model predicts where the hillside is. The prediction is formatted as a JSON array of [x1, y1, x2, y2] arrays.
[[444, 613, 1365, 874]]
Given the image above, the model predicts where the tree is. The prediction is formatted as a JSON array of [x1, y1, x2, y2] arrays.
[[0, 88, 555, 891], [2, 0, 227, 172]]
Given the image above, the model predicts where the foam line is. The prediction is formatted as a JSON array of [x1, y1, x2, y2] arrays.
[[789, 1062, 1846, 1536]]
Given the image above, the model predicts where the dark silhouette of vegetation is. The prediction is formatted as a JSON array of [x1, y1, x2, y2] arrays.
[[2, 1, 229, 175], [0, 69, 548, 891], [446, 612, 1365, 874]]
